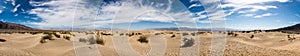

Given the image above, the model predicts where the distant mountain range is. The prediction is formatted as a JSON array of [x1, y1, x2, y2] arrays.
[[147, 27, 240, 31], [1, 21, 300, 31], [270, 23, 300, 31], [0, 21, 34, 30]]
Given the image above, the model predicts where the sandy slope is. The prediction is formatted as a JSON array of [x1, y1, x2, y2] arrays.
[[0, 31, 300, 56]]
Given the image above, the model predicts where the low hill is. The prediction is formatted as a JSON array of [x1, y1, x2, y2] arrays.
[[0, 21, 34, 30]]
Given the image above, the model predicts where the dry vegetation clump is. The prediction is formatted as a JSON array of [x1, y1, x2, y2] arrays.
[[181, 37, 195, 48], [234, 34, 238, 37], [43, 32, 61, 38], [79, 38, 87, 43], [191, 33, 196, 36], [101, 32, 112, 36], [166, 32, 173, 34], [154, 33, 161, 35], [96, 38, 105, 45], [227, 32, 239, 37], [287, 35, 296, 42], [40, 34, 54, 43], [250, 35, 254, 39], [137, 35, 148, 43], [182, 33, 189, 36], [120, 33, 124, 36], [196, 32, 206, 34], [2, 32, 12, 34], [29, 32, 42, 35], [88, 37, 96, 44], [171, 34, 176, 38], [63, 36, 71, 40], [227, 32, 234, 36], [53, 33, 61, 38], [60, 31, 72, 35], [18, 32, 26, 34], [0, 39, 6, 42]]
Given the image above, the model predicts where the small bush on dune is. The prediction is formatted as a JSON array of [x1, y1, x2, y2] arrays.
[[171, 34, 176, 38], [63, 36, 71, 40], [120, 33, 124, 36], [287, 35, 296, 41], [196, 32, 205, 34], [40, 34, 54, 43], [137, 36, 148, 43], [43, 34, 55, 40], [234, 34, 238, 37], [191, 33, 196, 36], [96, 38, 105, 45], [60, 31, 72, 35], [250, 35, 254, 39], [182, 33, 189, 36], [30, 32, 40, 35], [79, 38, 87, 43], [40, 39, 46, 43], [53, 33, 61, 38], [0, 39, 6, 42], [88, 37, 96, 44]]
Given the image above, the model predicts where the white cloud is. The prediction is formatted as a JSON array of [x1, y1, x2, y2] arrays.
[[223, 0, 289, 4], [198, 0, 226, 21], [222, 0, 289, 18], [12, 4, 20, 13], [254, 13, 272, 18], [28, 0, 197, 29], [188, 4, 202, 8], [243, 14, 255, 17]]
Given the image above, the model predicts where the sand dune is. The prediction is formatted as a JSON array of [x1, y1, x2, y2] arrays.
[[0, 31, 300, 56]]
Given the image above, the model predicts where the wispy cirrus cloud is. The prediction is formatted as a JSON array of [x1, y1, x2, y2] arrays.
[[28, 0, 199, 29], [253, 13, 273, 18], [222, 0, 290, 18]]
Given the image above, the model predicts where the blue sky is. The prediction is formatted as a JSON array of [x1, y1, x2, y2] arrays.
[[0, 0, 300, 30]]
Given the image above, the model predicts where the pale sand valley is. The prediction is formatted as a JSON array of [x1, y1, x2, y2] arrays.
[[0, 29, 300, 56]]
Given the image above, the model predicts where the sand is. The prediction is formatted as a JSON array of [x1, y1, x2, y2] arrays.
[[0, 31, 300, 56]]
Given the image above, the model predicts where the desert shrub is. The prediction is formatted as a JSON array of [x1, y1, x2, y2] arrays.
[[63, 36, 71, 40], [129, 34, 133, 37], [137, 36, 148, 43], [196, 32, 205, 34], [182, 33, 189, 36], [287, 35, 296, 41], [181, 38, 195, 48], [19, 32, 26, 34], [40, 34, 54, 43], [246, 31, 251, 33], [120, 33, 124, 36], [137, 33, 142, 35], [60, 31, 72, 35], [234, 34, 238, 37], [53, 33, 61, 38], [250, 35, 254, 39], [0, 39, 6, 42], [79, 38, 87, 43], [30, 32, 40, 35], [155, 33, 161, 35], [171, 34, 176, 38], [43, 34, 54, 40], [191, 33, 196, 36], [40, 39, 46, 43], [96, 38, 105, 45], [88, 37, 96, 44], [227, 32, 234, 35], [43, 32, 54, 35]]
